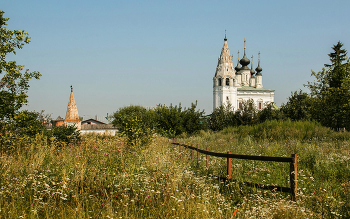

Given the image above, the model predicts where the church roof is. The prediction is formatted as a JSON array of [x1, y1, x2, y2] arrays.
[[55, 116, 64, 121], [65, 86, 80, 122], [214, 34, 235, 78], [237, 86, 274, 92]]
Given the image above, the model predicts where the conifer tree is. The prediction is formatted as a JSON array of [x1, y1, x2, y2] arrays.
[[306, 42, 350, 129]]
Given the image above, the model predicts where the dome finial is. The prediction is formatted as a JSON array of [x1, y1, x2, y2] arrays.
[[240, 39, 250, 68], [224, 30, 227, 41], [255, 51, 262, 74], [71, 85, 73, 92], [250, 55, 255, 75], [235, 50, 242, 72]]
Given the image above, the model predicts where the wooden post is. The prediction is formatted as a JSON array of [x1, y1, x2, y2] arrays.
[[197, 144, 200, 166], [227, 152, 232, 180], [206, 147, 209, 168], [290, 154, 297, 201], [191, 144, 194, 160]]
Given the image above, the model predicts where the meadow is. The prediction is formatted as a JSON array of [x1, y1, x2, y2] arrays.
[[1, 120, 349, 218]]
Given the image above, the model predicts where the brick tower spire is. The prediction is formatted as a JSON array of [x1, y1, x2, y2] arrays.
[[65, 85, 80, 123]]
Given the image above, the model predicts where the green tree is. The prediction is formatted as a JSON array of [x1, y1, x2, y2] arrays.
[[154, 103, 183, 136], [181, 101, 207, 134], [280, 90, 313, 121], [208, 103, 237, 131], [11, 110, 46, 137], [258, 102, 283, 123], [0, 11, 41, 126], [45, 125, 81, 145], [306, 42, 350, 129], [325, 41, 348, 89], [112, 105, 155, 148], [237, 99, 259, 125]]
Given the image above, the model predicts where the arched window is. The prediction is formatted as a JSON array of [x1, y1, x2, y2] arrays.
[[218, 78, 222, 86], [226, 78, 230, 86]]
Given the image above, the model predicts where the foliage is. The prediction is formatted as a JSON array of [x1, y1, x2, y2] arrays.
[[154, 101, 206, 137], [112, 103, 206, 141], [112, 105, 154, 147], [257, 102, 283, 123], [45, 125, 81, 145], [280, 90, 313, 121], [0, 11, 41, 124], [208, 100, 282, 131], [153, 103, 183, 137], [237, 99, 259, 125], [11, 110, 46, 136], [207, 103, 237, 131], [305, 42, 350, 129]]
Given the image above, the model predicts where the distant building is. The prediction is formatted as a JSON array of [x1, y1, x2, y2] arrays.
[[54, 86, 117, 135], [81, 118, 106, 125], [52, 116, 65, 127], [213, 34, 275, 111]]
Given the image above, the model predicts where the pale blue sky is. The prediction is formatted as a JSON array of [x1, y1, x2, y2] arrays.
[[2, 0, 350, 119]]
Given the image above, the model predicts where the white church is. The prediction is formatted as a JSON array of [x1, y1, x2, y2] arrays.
[[213, 34, 274, 111]]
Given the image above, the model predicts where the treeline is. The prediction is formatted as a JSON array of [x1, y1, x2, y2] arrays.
[[112, 41, 350, 146], [111, 100, 281, 146]]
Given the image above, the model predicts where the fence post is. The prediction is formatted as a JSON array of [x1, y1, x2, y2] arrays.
[[197, 144, 200, 166], [206, 147, 209, 168], [227, 152, 232, 180], [290, 154, 297, 201], [191, 144, 194, 160]]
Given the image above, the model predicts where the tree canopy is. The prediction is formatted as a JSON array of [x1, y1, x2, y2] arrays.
[[304, 41, 350, 129], [0, 11, 41, 125]]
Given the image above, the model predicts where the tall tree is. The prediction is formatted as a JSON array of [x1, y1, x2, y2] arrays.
[[306, 42, 350, 129], [0, 11, 41, 125], [324, 41, 348, 88]]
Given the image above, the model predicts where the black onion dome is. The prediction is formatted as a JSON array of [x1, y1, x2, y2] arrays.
[[255, 66, 262, 72], [255, 61, 262, 75], [250, 68, 255, 75], [240, 54, 250, 66], [235, 63, 241, 72]]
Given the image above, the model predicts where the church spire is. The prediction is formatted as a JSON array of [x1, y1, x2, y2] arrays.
[[250, 55, 255, 75], [255, 51, 263, 75], [214, 32, 234, 77], [65, 86, 80, 122], [240, 38, 250, 70], [235, 50, 242, 72]]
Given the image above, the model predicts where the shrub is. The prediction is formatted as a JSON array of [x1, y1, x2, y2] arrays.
[[112, 105, 154, 147], [45, 125, 81, 145]]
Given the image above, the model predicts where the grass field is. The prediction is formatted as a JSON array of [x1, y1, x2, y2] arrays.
[[1, 120, 349, 218]]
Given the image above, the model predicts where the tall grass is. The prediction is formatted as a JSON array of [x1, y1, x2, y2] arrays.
[[179, 120, 350, 218], [1, 120, 349, 218], [0, 134, 241, 218]]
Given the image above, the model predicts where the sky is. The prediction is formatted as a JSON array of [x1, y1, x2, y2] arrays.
[[2, 0, 350, 120]]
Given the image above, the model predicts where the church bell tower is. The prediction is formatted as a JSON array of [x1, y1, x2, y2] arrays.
[[213, 33, 237, 110]]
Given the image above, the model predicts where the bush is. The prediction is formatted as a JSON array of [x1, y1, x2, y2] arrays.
[[45, 125, 81, 145], [112, 105, 155, 148], [154, 102, 206, 137]]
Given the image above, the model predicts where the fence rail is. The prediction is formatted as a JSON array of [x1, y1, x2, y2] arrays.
[[172, 139, 297, 201]]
